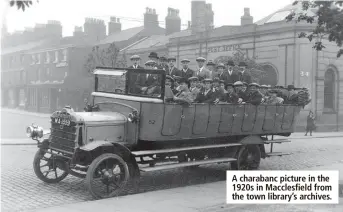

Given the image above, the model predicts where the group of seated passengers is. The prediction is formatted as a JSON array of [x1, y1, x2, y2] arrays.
[[164, 75, 311, 106]]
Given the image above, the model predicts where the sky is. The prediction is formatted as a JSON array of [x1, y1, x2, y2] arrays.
[[1, 0, 294, 37]]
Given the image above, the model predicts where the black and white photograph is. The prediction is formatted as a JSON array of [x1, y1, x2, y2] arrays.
[[1, 0, 343, 211]]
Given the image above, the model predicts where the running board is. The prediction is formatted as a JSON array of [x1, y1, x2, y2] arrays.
[[140, 158, 237, 172], [132, 143, 242, 157], [264, 139, 291, 144], [266, 152, 292, 157]]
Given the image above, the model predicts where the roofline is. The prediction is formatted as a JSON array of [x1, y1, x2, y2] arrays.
[[24, 44, 92, 54], [120, 36, 149, 52]]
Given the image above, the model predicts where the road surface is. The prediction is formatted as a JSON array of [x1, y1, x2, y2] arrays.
[[2, 136, 343, 212]]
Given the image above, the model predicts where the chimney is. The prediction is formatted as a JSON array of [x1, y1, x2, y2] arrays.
[[73, 26, 84, 37], [191, 1, 214, 34], [241, 8, 253, 25], [108, 16, 122, 35], [46, 20, 63, 39], [144, 7, 159, 29], [84, 17, 106, 41], [165, 7, 181, 35]]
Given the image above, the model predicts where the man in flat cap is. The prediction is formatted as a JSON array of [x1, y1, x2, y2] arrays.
[[159, 55, 169, 71], [167, 56, 182, 77], [238, 61, 252, 84], [215, 63, 225, 80], [233, 81, 246, 103], [173, 77, 194, 104], [263, 89, 284, 105], [206, 60, 216, 78], [194, 78, 216, 103], [164, 75, 175, 102], [221, 60, 239, 84], [132, 60, 156, 94], [180, 59, 194, 80], [245, 83, 263, 105], [128, 55, 144, 69], [195, 57, 211, 79], [212, 78, 226, 104], [188, 76, 201, 100]]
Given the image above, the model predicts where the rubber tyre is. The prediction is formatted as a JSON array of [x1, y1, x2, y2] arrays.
[[33, 149, 68, 183], [85, 153, 130, 200], [231, 145, 261, 170]]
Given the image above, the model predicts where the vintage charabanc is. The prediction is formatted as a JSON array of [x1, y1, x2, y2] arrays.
[[27, 67, 303, 199]]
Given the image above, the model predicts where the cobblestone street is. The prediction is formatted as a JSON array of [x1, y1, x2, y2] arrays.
[[1, 136, 343, 212]]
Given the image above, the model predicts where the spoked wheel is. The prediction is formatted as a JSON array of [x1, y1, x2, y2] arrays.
[[86, 153, 130, 199], [231, 145, 261, 170], [33, 149, 69, 183]]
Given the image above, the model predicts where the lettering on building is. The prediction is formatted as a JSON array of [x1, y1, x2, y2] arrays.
[[207, 44, 241, 53]]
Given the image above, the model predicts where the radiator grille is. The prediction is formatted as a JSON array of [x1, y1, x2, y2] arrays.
[[49, 121, 77, 155]]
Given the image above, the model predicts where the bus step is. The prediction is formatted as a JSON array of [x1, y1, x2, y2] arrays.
[[266, 152, 292, 157], [264, 139, 291, 144], [132, 143, 242, 157], [140, 158, 236, 172]]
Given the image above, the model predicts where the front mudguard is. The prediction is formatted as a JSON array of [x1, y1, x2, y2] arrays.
[[78, 141, 140, 178]]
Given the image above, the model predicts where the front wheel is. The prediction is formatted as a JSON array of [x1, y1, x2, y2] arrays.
[[86, 153, 130, 199], [33, 149, 69, 183]]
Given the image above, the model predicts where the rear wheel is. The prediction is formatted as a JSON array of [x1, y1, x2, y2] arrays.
[[231, 145, 261, 170], [86, 153, 130, 199], [33, 149, 69, 183]]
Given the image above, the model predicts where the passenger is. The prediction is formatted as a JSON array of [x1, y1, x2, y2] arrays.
[[173, 78, 194, 104], [167, 56, 182, 77], [195, 57, 211, 79], [134, 60, 156, 94], [128, 55, 144, 94], [173, 76, 182, 94], [242, 82, 248, 93], [194, 78, 216, 103], [216, 63, 226, 80], [233, 81, 247, 103], [264, 89, 284, 105], [148, 52, 159, 69], [259, 85, 268, 96], [188, 77, 201, 100], [245, 83, 263, 105], [128, 55, 144, 69], [222, 60, 239, 84], [213, 78, 226, 104], [159, 55, 169, 71], [207, 60, 216, 78], [180, 59, 194, 80], [219, 80, 226, 92], [224, 83, 240, 104], [238, 61, 252, 84], [285, 85, 298, 104], [164, 75, 175, 102]]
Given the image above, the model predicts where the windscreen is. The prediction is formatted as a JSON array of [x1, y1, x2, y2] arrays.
[[95, 69, 164, 98]]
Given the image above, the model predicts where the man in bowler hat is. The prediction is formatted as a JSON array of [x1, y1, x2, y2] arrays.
[[238, 61, 252, 84]]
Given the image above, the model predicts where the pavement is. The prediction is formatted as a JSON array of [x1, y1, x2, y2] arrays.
[[30, 162, 343, 212]]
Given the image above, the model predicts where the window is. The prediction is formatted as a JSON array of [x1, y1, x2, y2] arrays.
[[31, 55, 36, 65], [54, 51, 59, 63], [37, 54, 41, 64], [45, 52, 50, 63], [62, 49, 67, 61], [20, 55, 25, 65], [46, 68, 50, 76], [29, 88, 37, 107], [40, 90, 50, 107], [324, 69, 336, 112], [36, 68, 41, 81]]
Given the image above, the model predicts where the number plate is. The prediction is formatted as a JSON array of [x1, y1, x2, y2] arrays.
[[54, 118, 71, 126]]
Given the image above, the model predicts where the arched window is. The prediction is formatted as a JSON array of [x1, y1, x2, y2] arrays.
[[324, 69, 336, 112], [260, 64, 278, 86]]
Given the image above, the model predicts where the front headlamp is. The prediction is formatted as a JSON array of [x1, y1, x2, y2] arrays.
[[128, 110, 139, 123], [26, 124, 44, 138]]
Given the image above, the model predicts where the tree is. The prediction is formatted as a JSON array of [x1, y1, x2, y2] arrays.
[[286, 1, 343, 57], [214, 50, 270, 85], [84, 42, 127, 75], [9, 0, 38, 11]]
